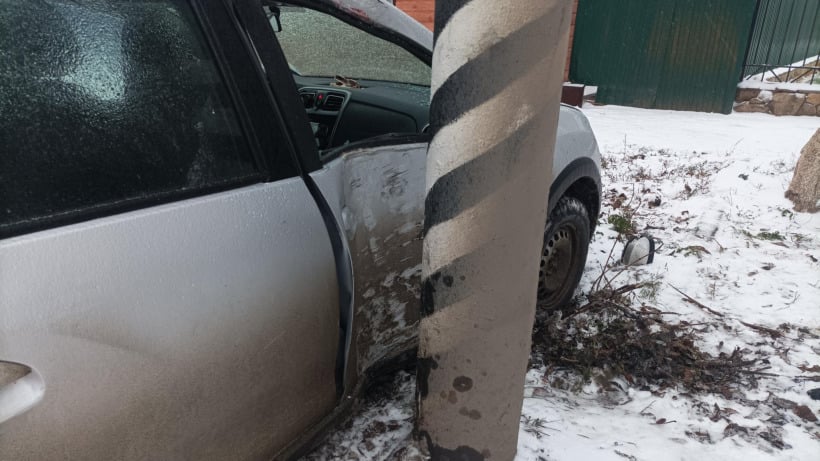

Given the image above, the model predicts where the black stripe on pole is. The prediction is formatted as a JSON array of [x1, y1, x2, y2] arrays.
[[421, 225, 535, 316], [421, 246, 486, 317], [429, 11, 561, 135], [434, 0, 472, 41], [422, 114, 541, 236]]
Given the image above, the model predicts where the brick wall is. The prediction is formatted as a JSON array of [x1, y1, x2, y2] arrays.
[[395, 0, 435, 30], [395, 0, 578, 82]]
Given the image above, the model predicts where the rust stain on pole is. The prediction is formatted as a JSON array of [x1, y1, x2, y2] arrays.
[[416, 0, 573, 459]]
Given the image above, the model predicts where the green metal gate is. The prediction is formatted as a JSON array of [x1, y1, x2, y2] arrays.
[[570, 0, 758, 114], [744, 0, 820, 82]]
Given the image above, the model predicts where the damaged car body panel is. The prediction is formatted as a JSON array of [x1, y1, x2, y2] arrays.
[[312, 141, 427, 387]]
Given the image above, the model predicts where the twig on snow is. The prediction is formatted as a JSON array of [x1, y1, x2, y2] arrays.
[[639, 400, 657, 416], [740, 321, 782, 339], [669, 284, 725, 318], [614, 449, 638, 461]]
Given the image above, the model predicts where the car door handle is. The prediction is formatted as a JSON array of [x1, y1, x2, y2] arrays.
[[0, 361, 45, 425]]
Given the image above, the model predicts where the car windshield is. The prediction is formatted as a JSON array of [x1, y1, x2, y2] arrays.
[[271, 5, 431, 86]]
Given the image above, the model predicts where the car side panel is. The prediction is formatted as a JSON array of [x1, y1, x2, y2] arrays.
[[311, 143, 426, 389], [0, 181, 339, 460], [554, 104, 602, 183]]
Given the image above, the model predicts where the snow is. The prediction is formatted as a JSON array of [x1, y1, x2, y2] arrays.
[[305, 105, 820, 460], [750, 55, 819, 79], [515, 104, 819, 461], [740, 54, 820, 88], [584, 85, 598, 97], [757, 90, 773, 103], [738, 79, 820, 93], [303, 372, 419, 460]]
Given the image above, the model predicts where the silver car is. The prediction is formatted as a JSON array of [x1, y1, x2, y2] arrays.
[[0, 0, 601, 459]]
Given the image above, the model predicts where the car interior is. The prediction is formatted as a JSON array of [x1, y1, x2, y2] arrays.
[[267, 3, 431, 153]]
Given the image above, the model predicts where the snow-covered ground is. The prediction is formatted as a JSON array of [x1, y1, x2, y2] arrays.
[[518, 105, 820, 461], [306, 105, 820, 461]]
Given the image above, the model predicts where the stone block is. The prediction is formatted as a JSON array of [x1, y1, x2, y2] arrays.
[[734, 101, 769, 113], [771, 92, 806, 116], [786, 128, 820, 213], [735, 88, 760, 102], [798, 102, 817, 116], [806, 92, 820, 106]]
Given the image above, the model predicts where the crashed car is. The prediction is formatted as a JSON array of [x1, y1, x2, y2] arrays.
[[0, 0, 601, 459]]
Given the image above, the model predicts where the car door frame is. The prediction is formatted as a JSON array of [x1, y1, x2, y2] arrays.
[[227, 0, 356, 400]]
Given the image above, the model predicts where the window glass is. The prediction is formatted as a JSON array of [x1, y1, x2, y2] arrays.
[[0, 0, 258, 234], [273, 6, 431, 86]]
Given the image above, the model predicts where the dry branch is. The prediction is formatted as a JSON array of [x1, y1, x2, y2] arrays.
[[669, 284, 725, 318]]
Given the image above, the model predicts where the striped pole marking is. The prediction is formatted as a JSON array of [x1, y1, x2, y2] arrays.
[[416, 1, 573, 459]]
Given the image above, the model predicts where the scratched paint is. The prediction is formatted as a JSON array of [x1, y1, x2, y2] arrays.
[[341, 144, 427, 375], [312, 142, 428, 389]]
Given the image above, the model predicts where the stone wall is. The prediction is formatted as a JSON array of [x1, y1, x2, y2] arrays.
[[735, 87, 820, 116]]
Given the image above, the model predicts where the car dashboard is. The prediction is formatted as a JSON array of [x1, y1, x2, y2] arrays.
[[293, 75, 430, 150]]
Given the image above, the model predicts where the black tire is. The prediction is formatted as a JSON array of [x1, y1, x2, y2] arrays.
[[537, 196, 591, 312]]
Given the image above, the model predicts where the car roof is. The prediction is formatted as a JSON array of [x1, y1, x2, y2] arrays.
[[297, 0, 433, 52]]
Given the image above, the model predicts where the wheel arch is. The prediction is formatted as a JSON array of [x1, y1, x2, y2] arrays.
[[548, 157, 601, 236]]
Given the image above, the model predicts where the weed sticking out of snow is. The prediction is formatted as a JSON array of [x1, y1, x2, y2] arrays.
[[530, 252, 764, 399]]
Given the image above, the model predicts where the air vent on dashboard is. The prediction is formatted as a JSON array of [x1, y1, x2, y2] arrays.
[[323, 94, 345, 111], [300, 92, 316, 108]]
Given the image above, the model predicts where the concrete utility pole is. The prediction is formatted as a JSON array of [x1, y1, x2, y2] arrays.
[[416, 1, 572, 459]]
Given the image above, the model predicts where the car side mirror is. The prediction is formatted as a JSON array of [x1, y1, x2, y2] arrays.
[[265, 5, 283, 32]]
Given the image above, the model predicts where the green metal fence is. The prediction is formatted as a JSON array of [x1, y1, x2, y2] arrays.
[[570, 0, 758, 114], [743, 0, 820, 82]]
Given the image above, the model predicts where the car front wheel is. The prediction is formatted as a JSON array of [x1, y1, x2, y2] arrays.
[[537, 196, 591, 311]]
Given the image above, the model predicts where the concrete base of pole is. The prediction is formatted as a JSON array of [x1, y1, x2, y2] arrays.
[[416, 1, 573, 459]]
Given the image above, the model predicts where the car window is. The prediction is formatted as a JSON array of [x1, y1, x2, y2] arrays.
[[272, 5, 431, 86], [0, 0, 259, 236]]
